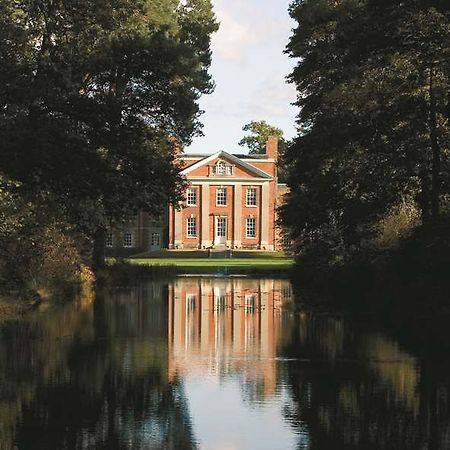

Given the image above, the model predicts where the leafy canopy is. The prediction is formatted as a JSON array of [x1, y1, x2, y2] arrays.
[[239, 120, 284, 155], [281, 0, 450, 263], [0, 0, 218, 226], [0, 0, 218, 268]]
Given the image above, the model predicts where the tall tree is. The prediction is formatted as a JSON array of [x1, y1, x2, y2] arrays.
[[239, 120, 284, 155], [0, 0, 218, 268], [281, 0, 450, 264]]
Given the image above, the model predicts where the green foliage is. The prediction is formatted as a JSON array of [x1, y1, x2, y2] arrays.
[[375, 198, 420, 250], [239, 120, 284, 154], [282, 0, 450, 266], [0, 0, 218, 270], [0, 175, 82, 292]]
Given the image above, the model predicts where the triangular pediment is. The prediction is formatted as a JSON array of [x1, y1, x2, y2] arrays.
[[180, 151, 272, 179]]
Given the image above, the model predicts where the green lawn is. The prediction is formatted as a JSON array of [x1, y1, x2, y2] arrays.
[[127, 257, 293, 268], [111, 250, 294, 274], [128, 250, 289, 260]]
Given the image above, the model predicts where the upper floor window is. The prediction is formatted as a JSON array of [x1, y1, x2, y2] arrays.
[[187, 217, 197, 238], [246, 188, 257, 207], [186, 188, 197, 206], [123, 231, 134, 248], [246, 217, 256, 238], [216, 187, 227, 206]]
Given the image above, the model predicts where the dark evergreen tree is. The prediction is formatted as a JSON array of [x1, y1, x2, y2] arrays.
[[281, 0, 450, 264]]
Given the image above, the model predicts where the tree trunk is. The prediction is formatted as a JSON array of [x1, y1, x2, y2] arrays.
[[418, 172, 431, 226], [429, 67, 441, 222], [92, 227, 107, 271]]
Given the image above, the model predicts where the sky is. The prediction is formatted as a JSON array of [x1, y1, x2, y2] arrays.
[[187, 0, 298, 154]]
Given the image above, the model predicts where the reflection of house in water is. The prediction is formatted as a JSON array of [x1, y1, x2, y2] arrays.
[[168, 278, 292, 399]]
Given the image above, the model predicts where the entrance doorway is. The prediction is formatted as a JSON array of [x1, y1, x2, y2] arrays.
[[215, 217, 227, 246]]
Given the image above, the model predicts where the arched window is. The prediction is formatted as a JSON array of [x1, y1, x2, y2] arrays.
[[216, 161, 226, 175]]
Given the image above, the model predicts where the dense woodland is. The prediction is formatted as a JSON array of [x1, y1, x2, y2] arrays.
[[280, 0, 450, 279], [0, 0, 217, 294]]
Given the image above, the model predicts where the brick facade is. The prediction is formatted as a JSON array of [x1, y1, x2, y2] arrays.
[[107, 138, 286, 253], [169, 138, 283, 251]]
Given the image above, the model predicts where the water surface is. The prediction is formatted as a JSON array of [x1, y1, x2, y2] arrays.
[[1, 277, 450, 449]]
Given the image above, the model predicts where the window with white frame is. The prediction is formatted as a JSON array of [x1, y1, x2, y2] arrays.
[[246, 188, 257, 206], [216, 187, 227, 206], [216, 161, 226, 175], [186, 188, 197, 206], [123, 231, 134, 248], [187, 217, 197, 237], [245, 294, 256, 312], [212, 161, 233, 176], [186, 294, 196, 312], [151, 232, 160, 246], [106, 232, 114, 248], [246, 217, 256, 238]]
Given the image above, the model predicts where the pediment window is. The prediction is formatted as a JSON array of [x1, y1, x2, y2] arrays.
[[209, 160, 234, 176]]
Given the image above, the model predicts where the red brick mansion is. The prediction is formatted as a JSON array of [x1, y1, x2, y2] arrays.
[[106, 137, 287, 253]]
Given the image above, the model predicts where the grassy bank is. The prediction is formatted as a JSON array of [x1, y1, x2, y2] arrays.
[[109, 250, 294, 276]]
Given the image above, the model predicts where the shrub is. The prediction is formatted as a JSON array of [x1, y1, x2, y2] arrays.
[[375, 198, 420, 250]]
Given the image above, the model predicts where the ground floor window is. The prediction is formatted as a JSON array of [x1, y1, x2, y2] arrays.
[[246, 218, 256, 238], [281, 234, 291, 249], [187, 217, 197, 238], [186, 294, 197, 312], [245, 293, 256, 313], [123, 231, 134, 248], [106, 232, 113, 248], [151, 232, 161, 247]]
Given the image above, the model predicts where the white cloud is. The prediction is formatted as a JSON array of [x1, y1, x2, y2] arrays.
[[211, 10, 263, 62], [246, 77, 298, 119], [211, 1, 289, 62]]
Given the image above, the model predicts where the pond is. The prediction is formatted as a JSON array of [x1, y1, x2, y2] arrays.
[[1, 276, 450, 449]]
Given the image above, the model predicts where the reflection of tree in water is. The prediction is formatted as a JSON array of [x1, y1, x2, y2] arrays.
[[280, 315, 450, 450], [0, 282, 197, 450]]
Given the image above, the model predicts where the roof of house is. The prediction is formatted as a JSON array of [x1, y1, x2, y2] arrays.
[[180, 150, 272, 179], [182, 153, 267, 160]]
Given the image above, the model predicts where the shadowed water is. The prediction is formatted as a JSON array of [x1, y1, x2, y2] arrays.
[[0, 277, 450, 449]]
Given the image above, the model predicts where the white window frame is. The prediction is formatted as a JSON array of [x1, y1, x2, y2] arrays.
[[245, 293, 256, 312], [216, 187, 227, 206], [216, 161, 226, 175], [216, 216, 227, 238], [186, 188, 197, 206], [186, 294, 197, 312], [151, 232, 161, 246], [106, 232, 114, 248], [246, 218, 256, 239], [246, 188, 257, 207], [212, 161, 233, 176], [186, 217, 197, 238], [123, 231, 134, 248]]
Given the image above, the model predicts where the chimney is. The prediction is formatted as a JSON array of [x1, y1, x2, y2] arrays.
[[265, 136, 278, 160]]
